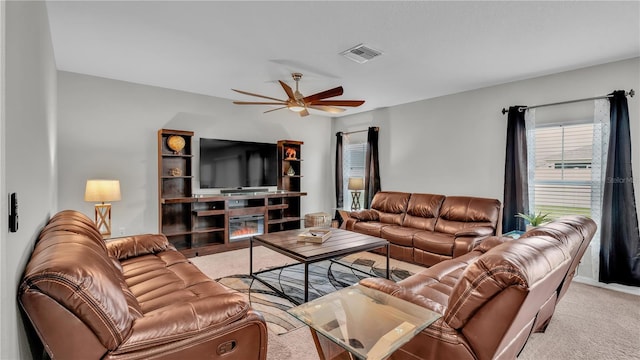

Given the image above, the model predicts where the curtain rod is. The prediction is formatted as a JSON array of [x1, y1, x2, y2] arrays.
[[501, 89, 635, 115], [338, 127, 379, 136]]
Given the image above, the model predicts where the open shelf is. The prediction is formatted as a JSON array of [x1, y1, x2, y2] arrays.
[[193, 209, 226, 216], [192, 226, 225, 234], [268, 216, 302, 225], [159, 130, 306, 258]]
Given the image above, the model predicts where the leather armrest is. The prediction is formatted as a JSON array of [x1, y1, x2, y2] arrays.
[[359, 277, 402, 295], [106, 234, 171, 260], [452, 227, 495, 258], [344, 218, 358, 230], [359, 278, 445, 315], [350, 209, 379, 222], [473, 236, 513, 253]]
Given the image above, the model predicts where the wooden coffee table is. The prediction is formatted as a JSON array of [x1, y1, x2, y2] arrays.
[[250, 228, 389, 304]]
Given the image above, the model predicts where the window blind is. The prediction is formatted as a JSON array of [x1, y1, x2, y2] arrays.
[[532, 123, 594, 219], [343, 142, 366, 208]]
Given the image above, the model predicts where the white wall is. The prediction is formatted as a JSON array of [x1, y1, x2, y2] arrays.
[[57, 72, 334, 236], [333, 57, 640, 286], [1, 1, 58, 359]]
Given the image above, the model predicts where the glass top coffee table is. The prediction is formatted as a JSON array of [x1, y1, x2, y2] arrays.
[[288, 284, 441, 360]]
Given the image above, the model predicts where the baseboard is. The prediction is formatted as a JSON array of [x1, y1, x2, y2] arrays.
[[573, 276, 640, 296]]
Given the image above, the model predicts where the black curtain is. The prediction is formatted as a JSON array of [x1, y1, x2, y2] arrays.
[[335, 132, 344, 209], [502, 106, 529, 233], [364, 127, 381, 208], [599, 90, 640, 286]]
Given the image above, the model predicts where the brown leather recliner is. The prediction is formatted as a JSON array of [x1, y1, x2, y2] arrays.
[[19, 210, 268, 360], [345, 191, 502, 266], [359, 216, 596, 360]]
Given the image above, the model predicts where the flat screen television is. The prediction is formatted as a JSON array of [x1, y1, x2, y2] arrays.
[[199, 138, 277, 189]]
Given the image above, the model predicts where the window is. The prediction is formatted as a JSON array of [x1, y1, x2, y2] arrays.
[[530, 123, 594, 219], [343, 140, 366, 209]]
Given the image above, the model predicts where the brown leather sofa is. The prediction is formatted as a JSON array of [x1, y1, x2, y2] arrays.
[[19, 210, 267, 360], [344, 191, 502, 266], [359, 215, 596, 360]]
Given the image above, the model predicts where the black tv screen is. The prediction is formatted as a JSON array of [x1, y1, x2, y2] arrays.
[[199, 138, 277, 189]]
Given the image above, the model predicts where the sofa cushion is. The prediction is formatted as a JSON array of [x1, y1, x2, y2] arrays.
[[371, 191, 411, 225], [352, 221, 389, 238], [434, 196, 501, 235], [402, 193, 446, 231], [381, 225, 421, 247], [414, 231, 455, 256]]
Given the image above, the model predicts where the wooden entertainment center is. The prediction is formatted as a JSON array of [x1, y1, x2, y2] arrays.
[[158, 129, 306, 257]]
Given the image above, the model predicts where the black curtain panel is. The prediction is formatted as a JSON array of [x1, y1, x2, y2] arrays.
[[502, 106, 529, 233], [599, 91, 640, 286], [335, 132, 344, 209], [364, 127, 381, 208]]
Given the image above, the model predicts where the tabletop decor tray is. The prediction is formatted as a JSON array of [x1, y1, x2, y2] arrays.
[[297, 228, 331, 243]]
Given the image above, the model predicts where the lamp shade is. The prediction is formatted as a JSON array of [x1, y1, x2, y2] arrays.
[[348, 177, 364, 191], [84, 180, 121, 202]]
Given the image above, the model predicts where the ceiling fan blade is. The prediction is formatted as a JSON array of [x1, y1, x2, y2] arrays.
[[233, 101, 288, 105], [278, 80, 296, 100], [302, 86, 344, 103], [232, 89, 285, 102], [299, 109, 310, 117], [309, 105, 345, 114], [264, 107, 287, 114], [308, 100, 365, 107]]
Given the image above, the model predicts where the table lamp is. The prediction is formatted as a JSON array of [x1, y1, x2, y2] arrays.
[[84, 180, 121, 237], [348, 177, 364, 211]]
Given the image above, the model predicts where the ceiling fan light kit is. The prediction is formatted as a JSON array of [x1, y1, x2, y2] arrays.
[[232, 73, 365, 117]]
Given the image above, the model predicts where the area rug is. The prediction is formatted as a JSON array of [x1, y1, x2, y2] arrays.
[[215, 253, 417, 335]]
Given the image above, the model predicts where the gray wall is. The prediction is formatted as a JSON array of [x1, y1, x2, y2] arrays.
[[1, 1, 58, 359], [57, 72, 334, 236], [333, 57, 640, 285], [333, 58, 639, 202]]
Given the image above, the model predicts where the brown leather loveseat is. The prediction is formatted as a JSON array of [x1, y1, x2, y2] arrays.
[[19, 210, 267, 360], [345, 191, 502, 266], [359, 215, 596, 360]]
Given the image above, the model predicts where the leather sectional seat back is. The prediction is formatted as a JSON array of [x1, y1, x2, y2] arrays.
[[19, 210, 267, 360], [359, 216, 597, 360], [347, 191, 501, 266], [401, 193, 445, 231], [433, 196, 501, 235]]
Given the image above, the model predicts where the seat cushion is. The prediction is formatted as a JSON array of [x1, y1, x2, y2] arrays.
[[414, 231, 456, 256], [381, 225, 421, 247], [352, 221, 389, 238], [120, 251, 240, 314]]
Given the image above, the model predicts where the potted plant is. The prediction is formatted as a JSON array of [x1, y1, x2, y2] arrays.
[[516, 211, 552, 231]]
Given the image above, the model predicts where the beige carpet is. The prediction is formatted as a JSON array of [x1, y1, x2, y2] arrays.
[[191, 247, 640, 360]]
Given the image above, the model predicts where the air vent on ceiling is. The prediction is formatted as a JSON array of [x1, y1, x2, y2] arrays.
[[340, 44, 383, 64]]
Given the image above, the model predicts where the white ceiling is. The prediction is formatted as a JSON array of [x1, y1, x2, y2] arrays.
[[45, 1, 640, 117]]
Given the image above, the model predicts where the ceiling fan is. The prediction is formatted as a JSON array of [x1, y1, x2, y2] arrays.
[[232, 73, 365, 117]]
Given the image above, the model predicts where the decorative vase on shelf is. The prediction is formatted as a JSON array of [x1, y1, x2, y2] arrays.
[[287, 167, 296, 176]]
